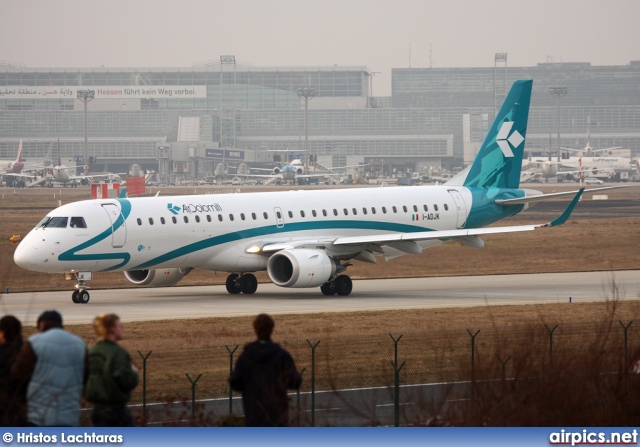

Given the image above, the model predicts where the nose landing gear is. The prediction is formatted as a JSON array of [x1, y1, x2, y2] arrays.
[[68, 272, 91, 304]]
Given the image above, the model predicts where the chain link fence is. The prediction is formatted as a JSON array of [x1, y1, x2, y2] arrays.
[[112, 319, 640, 426]]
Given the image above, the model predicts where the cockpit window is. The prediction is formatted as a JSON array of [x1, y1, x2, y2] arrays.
[[38, 217, 69, 228], [70, 217, 87, 228]]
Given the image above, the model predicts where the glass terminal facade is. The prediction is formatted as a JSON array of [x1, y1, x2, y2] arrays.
[[1, 60, 638, 178]]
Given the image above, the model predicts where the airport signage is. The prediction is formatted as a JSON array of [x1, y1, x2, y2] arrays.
[[205, 149, 245, 160], [0, 86, 206, 99]]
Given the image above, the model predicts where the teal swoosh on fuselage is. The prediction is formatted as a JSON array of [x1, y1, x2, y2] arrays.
[[130, 219, 436, 271], [58, 199, 132, 271]]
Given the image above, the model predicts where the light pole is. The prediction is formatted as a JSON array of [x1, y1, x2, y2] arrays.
[[76, 89, 95, 175], [297, 86, 315, 169], [369, 71, 380, 108], [549, 87, 568, 163]]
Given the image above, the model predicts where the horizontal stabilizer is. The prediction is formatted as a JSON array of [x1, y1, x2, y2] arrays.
[[495, 185, 631, 206]]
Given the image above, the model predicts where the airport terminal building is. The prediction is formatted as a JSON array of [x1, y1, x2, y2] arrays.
[[1, 57, 639, 181]]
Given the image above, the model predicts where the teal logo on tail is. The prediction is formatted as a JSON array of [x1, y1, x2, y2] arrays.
[[464, 80, 532, 190]]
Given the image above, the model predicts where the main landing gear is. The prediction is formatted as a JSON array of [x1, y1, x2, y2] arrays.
[[320, 275, 353, 296], [226, 273, 258, 295]]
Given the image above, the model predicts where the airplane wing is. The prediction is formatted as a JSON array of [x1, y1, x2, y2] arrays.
[[259, 189, 584, 254]]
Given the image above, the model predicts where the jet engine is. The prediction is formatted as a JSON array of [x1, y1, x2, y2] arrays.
[[124, 268, 192, 287], [267, 249, 336, 288]]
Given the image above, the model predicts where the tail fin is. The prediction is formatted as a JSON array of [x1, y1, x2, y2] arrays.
[[57, 139, 62, 166], [15, 140, 23, 163], [463, 80, 532, 189], [44, 142, 53, 167]]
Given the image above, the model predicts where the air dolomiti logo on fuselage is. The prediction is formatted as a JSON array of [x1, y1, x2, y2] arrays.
[[167, 202, 223, 214], [496, 121, 524, 158]]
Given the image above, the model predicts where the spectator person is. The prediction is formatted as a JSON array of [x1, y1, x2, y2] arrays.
[[84, 313, 139, 427], [229, 313, 302, 426], [0, 315, 27, 425], [12, 310, 87, 426]]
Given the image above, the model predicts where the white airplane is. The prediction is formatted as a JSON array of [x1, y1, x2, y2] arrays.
[[13, 80, 624, 304], [242, 158, 335, 185]]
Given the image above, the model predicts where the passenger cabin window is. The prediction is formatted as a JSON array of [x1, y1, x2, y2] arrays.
[[288, 211, 293, 218], [263, 212, 268, 219], [362, 208, 367, 215], [322, 209, 327, 217], [275, 211, 281, 219], [444, 204, 449, 211], [183, 216, 189, 223], [371, 208, 376, 214], [229, 214, 234, 221], [172, 216, 177, 224], [137, 218, 142, 226], [312, 210, 317, 217], [206, 215, 211, 222], [413, 205, 418, 212], [161, 217, 166, 224], [402, 206, 407, 213], [241, 213, 246, 221], [195, 215, 201, 223], [434, 205, 439, 211], [423, 205, 428, 212], [300, 210, 306, 218], [218, 215, 223, 222], [333, 209, 338, 216], [392, 206, 397, 213], [149, 218, 154, 225], [38, 217, 68, 228], [352, 208, 357, 215], [252, 213, 257, 220], [343, 208, 348, 216], [382, 207, 387, 214], [70, 217, 87, 228]]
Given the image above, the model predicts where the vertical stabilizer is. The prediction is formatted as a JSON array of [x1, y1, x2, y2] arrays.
[[464, 80, 532, 189], [15, 140, 23, 163]]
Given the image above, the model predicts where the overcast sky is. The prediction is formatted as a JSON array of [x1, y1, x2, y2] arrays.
[[2, 0, 639, 95]]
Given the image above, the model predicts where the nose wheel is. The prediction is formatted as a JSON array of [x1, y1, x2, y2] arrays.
[[71, 289, 90, 304], [70, 273, 91, 304]]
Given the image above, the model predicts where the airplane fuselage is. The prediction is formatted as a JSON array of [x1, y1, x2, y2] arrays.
[[13, 185, 525, 275]]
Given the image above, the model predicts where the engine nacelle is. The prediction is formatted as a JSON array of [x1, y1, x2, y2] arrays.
[[267, 249, 336, 288], [273, 167, 281, 175], [124, 268, 192, 287]]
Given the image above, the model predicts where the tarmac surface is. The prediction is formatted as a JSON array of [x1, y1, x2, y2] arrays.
[[2, 270, 638, 326]]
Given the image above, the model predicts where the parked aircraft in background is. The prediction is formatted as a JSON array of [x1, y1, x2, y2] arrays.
[[14, 80, 626, 304], [1, 140, 24, 174]]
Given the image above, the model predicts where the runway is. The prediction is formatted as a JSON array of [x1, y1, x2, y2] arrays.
[[1, 270, 638, 325]]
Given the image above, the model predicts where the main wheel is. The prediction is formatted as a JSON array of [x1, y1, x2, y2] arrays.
[[78, 290, 90, 304], [334, 275, 353, 296], [71, 290, 80, 303], [239, 274, 258, 294], [320, 282, 336, 296], [226, 273, 241, 294]]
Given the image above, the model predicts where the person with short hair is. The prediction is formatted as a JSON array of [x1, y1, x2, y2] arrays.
[[229, 313, 302, 426], [12, 310, 88, 426], [85, 313, 139, 427], [0, 315, 27, 425]]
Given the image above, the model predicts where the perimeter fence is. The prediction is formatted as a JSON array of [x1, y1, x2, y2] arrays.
[[103, 318, 640, 427]]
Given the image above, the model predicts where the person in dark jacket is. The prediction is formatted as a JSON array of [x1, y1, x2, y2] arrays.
[[0, 315, 26, 426], [229, 313, 302, 426], [85, 313, 139, 427]]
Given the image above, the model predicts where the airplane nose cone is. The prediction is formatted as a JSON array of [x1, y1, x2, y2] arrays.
[[13, 239, 38, 269]]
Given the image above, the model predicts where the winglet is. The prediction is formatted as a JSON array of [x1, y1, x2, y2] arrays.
[[542, 188, 584, 228]]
